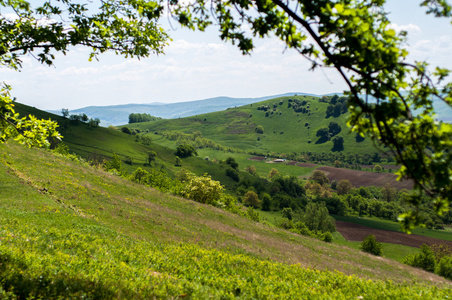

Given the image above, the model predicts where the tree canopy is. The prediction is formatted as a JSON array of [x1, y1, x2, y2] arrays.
[[0, 0, 168, 147], [168, 0, 452, 231]]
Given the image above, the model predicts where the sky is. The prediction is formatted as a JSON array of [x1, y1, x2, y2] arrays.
[[1, 0, 452, 110]]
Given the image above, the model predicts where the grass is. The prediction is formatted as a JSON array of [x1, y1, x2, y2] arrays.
[[1, 142, 451, 297], [259, 210, 424, 263], [127, 95, 378, 156]]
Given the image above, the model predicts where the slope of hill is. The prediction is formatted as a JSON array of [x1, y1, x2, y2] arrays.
[[1, 142, 451, 298], [49, 93, 319, 126], [129, 95, 379, 156]]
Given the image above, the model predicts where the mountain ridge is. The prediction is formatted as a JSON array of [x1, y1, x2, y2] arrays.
[[48, 92, 323, 126]]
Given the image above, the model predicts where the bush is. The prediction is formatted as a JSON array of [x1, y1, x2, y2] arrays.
[[175, 144, 198, 158], [243, 191, 260, 208], [322, 232, 333, 243], [121, 127, 132, 134], [360, 235, 382, 256], [182, 173, 224, 205], [225, 168, 240, 182], [403, 244, 436, 272], [437, 256, 452, 280], [245, 207, 260, 222]]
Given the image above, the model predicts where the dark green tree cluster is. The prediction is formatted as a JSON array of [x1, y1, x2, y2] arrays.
[[128, 113, 162, 124], [175, 144, 198, 158], [316, 122, 342, 144], [238, 174, 307, 212], [287, 98, 311, 114], [326, 95, 349, 118]]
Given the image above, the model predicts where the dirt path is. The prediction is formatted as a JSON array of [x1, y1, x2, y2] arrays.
[[335, 221, 452, 248]]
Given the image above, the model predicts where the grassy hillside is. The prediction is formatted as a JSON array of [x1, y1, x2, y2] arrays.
[[1, 142, 451, 298], [129, 95, 378, 156], [52, 93, 316, 126]]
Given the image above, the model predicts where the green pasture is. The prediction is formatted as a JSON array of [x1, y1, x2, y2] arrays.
[[127, 95, 379, 156]]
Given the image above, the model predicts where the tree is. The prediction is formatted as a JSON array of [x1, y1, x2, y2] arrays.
[[374, 164, 383, 173], [225, 157, 239, 170], [88, 118, 100, 129], [309, 170, 329, 186], [0, 0, 168, 147], [61, 108, 69, 118], [146, 151, 157, 166], [169, 0, 452, 231], [243, 190, 260, 208], [261, 193, 272, 211], [182, 173, 224, 205], [303, 202, 336, 233], [268, 168, 280, 179], [331, 136, 344, 152], [328, 122, 342, 136], [360, 235, 383, 256], [336, 180, 353, 196], [0, 86, 60, 147], [175, 144, 198, 158], [225, 167, 240, 182], [245, 165, 257, 175], [255, 125, 264, 134]]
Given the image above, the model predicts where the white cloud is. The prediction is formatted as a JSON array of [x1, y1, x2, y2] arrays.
[[388, 23, 421, 34]]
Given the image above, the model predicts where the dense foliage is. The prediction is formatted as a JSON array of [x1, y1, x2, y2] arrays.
[[360, 235, 383, 256], [128, 113, 162, 124], [168, 0, 452, 230]]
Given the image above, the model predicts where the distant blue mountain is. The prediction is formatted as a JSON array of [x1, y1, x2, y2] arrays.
[[48, 93, 319, 126], [48, 92, 451, 126]]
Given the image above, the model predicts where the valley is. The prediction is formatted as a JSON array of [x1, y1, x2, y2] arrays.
[[1, 95, 451, 298]]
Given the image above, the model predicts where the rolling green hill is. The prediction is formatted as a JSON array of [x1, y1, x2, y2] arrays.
[[1, 142, 451, 298], [127, 95, 379, 157]]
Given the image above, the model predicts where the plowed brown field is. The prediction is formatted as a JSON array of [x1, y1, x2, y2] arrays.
[[316, 166, 413, 190], [336, 221, 452, 248]]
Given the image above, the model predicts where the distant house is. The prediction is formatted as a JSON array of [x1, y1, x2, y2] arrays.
[[274, 159, 286, 163]]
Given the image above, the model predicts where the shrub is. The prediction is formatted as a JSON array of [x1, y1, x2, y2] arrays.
[[255, 125, 264, 134], [121, 127, 132, 134], [437, 256, 452, 280], [243, 191, 260, 208], [261, 193, 272, 211], [282, 207, 293, 220], [225, 168, 240, 182], [175, 144, 198, 158], [245, 207, 260, 222], [403, 244, 436, 272], [322, 232, 333, 243], [131, 167, 149, 184], [360, 235, 382, 256], [182, 173, 224, 205]]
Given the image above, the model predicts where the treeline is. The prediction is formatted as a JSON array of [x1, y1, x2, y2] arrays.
[[302, 171, 452, 228], [247, 150, 392, 167], [128, 113, 162, 124], [159, 131, 243, 153], [324, 95, 348, 118], [61, 108, 100, 128]]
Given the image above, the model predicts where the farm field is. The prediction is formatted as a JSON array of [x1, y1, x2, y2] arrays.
[[335, 221, 452, 248], [333, 215, 452, 242], [315, 166, 413, 189]]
